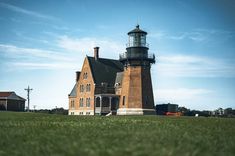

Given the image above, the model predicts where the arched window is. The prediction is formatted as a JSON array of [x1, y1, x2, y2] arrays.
[[86, 84, 88, 92], [79, 98, 83, 107], [83, 72, 88, 79], [71, 100, 75, 108], [86, 98, 90, 107], [83, 73, 86, 79], [86, 84, 91, 92], [80, 85, 84, 92]]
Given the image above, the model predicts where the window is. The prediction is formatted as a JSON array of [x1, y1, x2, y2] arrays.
[[86, 112, 90, 115], [71, 100, 75, 109], [71, 112, 74, 115], [86, 84, 91, 92], [123, 96, 125, 106], [80, 85, 84, 92], [79, 112, 83, 115], [86, 98, 90, 107], [145, 96, 148, 105], [129, 35, 134, 45], [140, 34, 146, 46], [79, 98, 83, 107], [86, 84, 88, 92], [83, 72, 88, 79]]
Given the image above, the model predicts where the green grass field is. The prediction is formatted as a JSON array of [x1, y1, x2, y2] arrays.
[[0, 112, 234, 156]]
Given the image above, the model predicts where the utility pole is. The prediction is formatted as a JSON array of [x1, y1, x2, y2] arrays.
[[25, 86, 33, 112], [33, 105, 36, 112]]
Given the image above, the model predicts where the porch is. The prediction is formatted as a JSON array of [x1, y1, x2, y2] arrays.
[[94, 94, 119, 115]]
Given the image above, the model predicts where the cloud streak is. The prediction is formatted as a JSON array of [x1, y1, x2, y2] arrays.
[[0, 2, 58, 21], [57, 35, 124, 58], [150, 29, 234, 42], [155, 55, 235, 78], [154, 88, 213, 110], [0, 44, 78, 70], [155, 88, 212, 101], [0, 34, 126, 70], [10, 62, 75, 70], [0, 44, 73, 61]]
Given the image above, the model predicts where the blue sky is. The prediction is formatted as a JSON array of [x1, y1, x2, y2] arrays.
[[0, 0, 235, 110]]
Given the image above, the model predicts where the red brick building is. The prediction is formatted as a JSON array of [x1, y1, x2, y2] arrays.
[[0, 92, 26, 111], [68, 25, 155, 115]]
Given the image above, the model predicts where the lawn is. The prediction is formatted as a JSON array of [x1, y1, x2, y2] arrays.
[[0, 112, 234, 156]]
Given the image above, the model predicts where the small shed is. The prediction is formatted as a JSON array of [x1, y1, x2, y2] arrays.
[[156, 103, 179, 115], [0, 92, 26, 111]]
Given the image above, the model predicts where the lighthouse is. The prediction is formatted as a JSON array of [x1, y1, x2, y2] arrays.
[[117, 25, 156, 115]]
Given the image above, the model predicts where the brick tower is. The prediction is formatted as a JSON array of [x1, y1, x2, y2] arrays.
[[117, 25, 156, 115]]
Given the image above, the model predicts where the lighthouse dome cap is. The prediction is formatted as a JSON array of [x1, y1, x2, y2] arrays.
[[128, 25, 147, 35]]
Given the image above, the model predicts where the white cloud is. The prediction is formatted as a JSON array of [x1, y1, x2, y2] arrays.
[[0, 2, 58, 21], [155, 55, 235, 77], [154, 88, 213, 110], [11, 30, 54, 45], [155, 88, 212, 101], [10, 62, 75, 70], [158, 55, 207, 64], [148, 31, 166, 40], [0, 44, 73, 61], [0, 44, 79, 70], [150, 29, 234, 42], [57, 35, 124, 58], [0, 34, 126, 71], [168, 32, 207, 41]]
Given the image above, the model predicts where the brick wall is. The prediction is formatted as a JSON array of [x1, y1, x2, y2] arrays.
[[119, 65, 154, 109], [74, 57, 95, 115]]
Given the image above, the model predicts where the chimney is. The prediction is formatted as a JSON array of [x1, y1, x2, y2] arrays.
[[94, 47, 99, 60], [76, 71, 81, 82]]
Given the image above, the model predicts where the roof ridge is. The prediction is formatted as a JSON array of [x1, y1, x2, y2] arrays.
[[87, 56, 119, 61]]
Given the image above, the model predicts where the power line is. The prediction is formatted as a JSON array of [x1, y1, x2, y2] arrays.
[[24, 86, 33, 112]]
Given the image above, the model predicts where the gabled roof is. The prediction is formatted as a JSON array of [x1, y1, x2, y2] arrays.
[[69, 84, 77, 97], [0, 92, 26, 101], [0, 92, 14, 97], [16, 96, 26, 101], [87, 56, 123, 86]]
